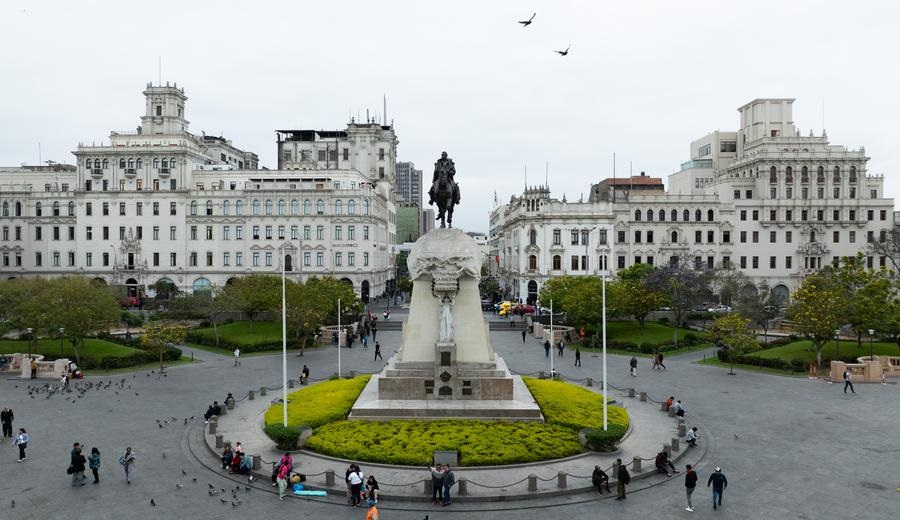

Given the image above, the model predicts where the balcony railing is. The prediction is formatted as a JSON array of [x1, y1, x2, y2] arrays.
[[124, 169, 136, 176]]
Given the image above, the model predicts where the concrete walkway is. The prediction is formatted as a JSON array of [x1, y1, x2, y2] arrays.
[[205, 374, 700, 500]]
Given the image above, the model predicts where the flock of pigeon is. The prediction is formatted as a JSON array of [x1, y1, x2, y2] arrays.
[[518, 13, 570, 56]]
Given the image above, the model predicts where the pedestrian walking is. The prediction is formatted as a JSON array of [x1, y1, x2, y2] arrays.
[[629, 356, 638, 377], [69, 445, 87, 487], [119, 447, 136, 484], [1, 406, 13, 437], [521, 329, 526, 343], [557, 341, 564, 357], [543, 340, 551, 358], [652, 351, 660, 370], [591, 465, 609, 494], [348, 465, 365, 507], [371, 323, 377, 342], [30, 358, 37, 380], [430, 464, 444, 504], [14, 428, 28, 462], [300, 365, 309, 385], [441, 464, 455, 506], [843, 369, 856, 394], [374, 342, 383, 361], [684, 464, 697, 512], [276, 461, 290, 501], [363, 335, 368, 349], [615, 458, 630, 500], [88, 447, 101, 484], [707, 467, 728, 510], [233, 348, 241, 367], [657, 351, 666, 370], [574, 347, 582, 367]]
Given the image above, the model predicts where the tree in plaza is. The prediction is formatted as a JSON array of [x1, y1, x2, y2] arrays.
[[709, 266, 750, 307], [120, 311, 145, 338], [50, 277, 120, 365], [866, 228, 900, 273], [396, 277, 413, 296], [880, 281, 900, 353], [303, 277, 361, 322], [141, 321, 187, 372], [645, 259, 713, 346], [709, 313, 758, 374], [734, 281, 780, 343], [0, 278, 55, 355], [537, 275, 602, 342], [609, 264, 664, 331], [151, 279, 180, 301], [836, 254, 892, 349], [283, 281, 326, 357], [169, 288, 237, 348], [479, 276, 500, 301], [786, 268, 845, 367], [226, 274, 281, 333]]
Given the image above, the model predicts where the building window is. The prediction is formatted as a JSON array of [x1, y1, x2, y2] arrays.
[[617, 230, 626, 243], [770, 210, 777, 221], [236, 252, 243, 267], [634, 209, 641, 222], [722, 230, 730, 243], [745, 190, 752, 199], [529, 229, 538, 245], [695, 209, 701, 222], [265, 200, 273, 215], [317, 225, 324, 240], [571, 255, 579, 270], [769, 166, 777, 184], [277, 199, 285, 215], [236, 200, 244, 215], [206, 226, 213, 240], [770, 256, 776, 269], [672, 231, 679, 243], [552, 255, 561, 270], [235, 226, 243, 240], [752, 210, 758, 221], [733, 190, 740, 200], [552, 229, 561, 245], [849, 231, 856, 243], [740, 210, 747, 221], [786, 231, 792, 243], [303, 200, 311, 214], [740, 231, 747, 243], [770, 187, 776, 198], [223, 252, 230, 266], [265, 252, 273, 266], [316, 200, 325, 214], [658, 209, 665, 222], [266, 225, 274, 239], [304, 252, 311, 267], [335, 226, 342, 240], [646, 209, 653, 222], [671, 209, 677, 221], [316, 252, 324, 267], [634, 231, 642, 243], [740, 256, 747, 269], [617, 256, 625, 269], [707, 230, 714, 243], [880, 210, 887, 220], [529, 255, 537, 270], [335, 252, 342, 267], [278, 226, 285, 240], [647, 231, 654, 243], [770, 231, 776, 243], [252, 253, 260, 267]]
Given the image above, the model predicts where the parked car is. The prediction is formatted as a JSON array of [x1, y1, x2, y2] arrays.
[[481, 298, 495, 311], [512, 304, 536, 315], [708, 304, 732, 313]]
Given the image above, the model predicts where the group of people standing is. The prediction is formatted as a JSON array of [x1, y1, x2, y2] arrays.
[[66, 443, 135, 486], [345, 464, 379, 508], [429, 463, 456, 506]]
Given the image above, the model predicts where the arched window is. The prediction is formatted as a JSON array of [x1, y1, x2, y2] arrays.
[[252, 200, 260, 215], [170, 157, 176, 167], [14, 201, 22, 216], [695, 209, 701, 222], [192, 277, 212, 293], [849, 166, 857, 183], [303, 200, 311, 215], [817, 166, 825, 183], [265, 200, 273, 215], [552, 255, 561, 270], [102, 158, 109, 169], [529, 229, 537, 245], [68, 202, 75, 216], [161, 158, 168, 168], [1, 202, 7, 217], [291, 200, 299, 215], [136, 158, 143, 169], [205, 200, 213, 216], [316, 199, 325, 214], [235, 200, 244, 215], [646, 209, 654, 222], [85, 159, 92, 169], [223, 200, 230, 215], [801, 166, 809, 183], [277, 199, 285, 215], [35, 202, 42, 216], [634, 209, 641, 221], [785, 166, 793, 183], [363, 199, 370, 215], [707, 209, 714, 222], [656, 209, 663, 221], [769, 166, 777, 184], [683, 209, 689, 221], [128, 158, 134, 169], [335, 200, 343, 214], [833, 166, 841, 183], [671, 231, 678, 243], [52, 201, 60, 216], [153, 158, 159, 169], [348, 199, 356, 214], [528, 255, 537, 270], [190, 201, 198, 215], [119, 158, 126, 169], [671, 209, 677, 222]]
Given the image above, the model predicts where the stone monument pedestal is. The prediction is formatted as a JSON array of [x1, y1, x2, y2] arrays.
[[349, 228, 543, 422]]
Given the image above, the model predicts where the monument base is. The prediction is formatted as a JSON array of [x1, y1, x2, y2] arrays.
[[349, 356, 544, 422]]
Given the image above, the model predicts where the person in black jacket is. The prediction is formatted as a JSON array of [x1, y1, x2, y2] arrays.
[[70, 446, 87, 487], [615, 458, 629, 500], [591, 465, 609, 494], [684, 464, 698, 511], [707, 467, 728, 510], [0, 407, 13, 437]]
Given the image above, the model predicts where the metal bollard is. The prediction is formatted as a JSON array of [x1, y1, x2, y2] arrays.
[[557, 471, 567, 489], [586, 378, 593, 387], [528, 474, 537, 492], [458, 478, 467, 495], [252, 454, 261, 470], [632, 456, 642, 473], [288, 379, 295, 389], [208, 422, 217, 434], [325, 470, 335, 487], [425, 479, 433, 496], [349, 370, 357, 379], [628, 388, 635, 398], [219, 405, 227, 416], [227, 399, 234, 410], [260, 386, 267, 397], [678, 422, 687, 437], [640, 391, 647, 402], [664, 445, 672, 457], [215, 434, 223, 448], [671, 438, 680, 452], [248, 390, 255, 400], [668, 407, 676, 417], [539, 371, 546, 379], [661, 401, 669, 412]]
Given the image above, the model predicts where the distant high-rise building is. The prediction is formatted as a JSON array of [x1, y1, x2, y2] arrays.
[[421, 208, 435, 235], [396, 161, 422, 207]]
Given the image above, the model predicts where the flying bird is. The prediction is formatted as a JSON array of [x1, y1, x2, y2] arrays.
[[555, 45, 571, 56], [518, 13, 536, 27], [181, 469, 187, 475]]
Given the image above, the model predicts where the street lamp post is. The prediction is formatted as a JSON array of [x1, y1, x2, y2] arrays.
[[337, 298, 342, 379], [59, 327, 65, 358], [834, 329, 841, 361], [280, 244, 288, 427], [549, 299, 554, 378], [868, 329, 875, 361], [25, 327, 33, 358]]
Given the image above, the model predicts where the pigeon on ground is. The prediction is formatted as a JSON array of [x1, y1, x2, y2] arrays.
[[208, 483, 214, 489], [11, 500, 14, 508], [150, 499, 156, 507], [192, 478, 197, 482], [176, 484, 183, 489], [182, 469, 187, 475]]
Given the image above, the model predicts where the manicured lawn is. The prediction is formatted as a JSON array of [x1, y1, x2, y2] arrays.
[[747, 340, 898, 364], [0, 338, 141, 359], [264, 376, 371, 429], [579, 343, 713, 357], [191, 321, 283, 345], [605, 321, 686, 345]]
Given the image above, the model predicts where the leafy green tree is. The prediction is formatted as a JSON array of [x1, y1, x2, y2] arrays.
[[226, 275, 281, 332], [836, 254, 892, 348], [51, 277, 120, 365], [538, 275, 602, 337], [787, 269, 845, 367], [121, 311, 145, 338], [170, 288, 237, 348], [479, 276, 500, 300], [645, 259, 713, 346], [304, 277, 361, 322], [141, 321, 187, 372], [396, 277, 413, 295], [709, 313, 758, 374], [609, 264, 665, 330], [283, 281, 326, 356], [152, 279, 180, 300], [735, 281, 780, 343]]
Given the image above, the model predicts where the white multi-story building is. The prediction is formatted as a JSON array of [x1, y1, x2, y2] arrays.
[[492, 98, 896, 305], [0, 84, 397, 301]]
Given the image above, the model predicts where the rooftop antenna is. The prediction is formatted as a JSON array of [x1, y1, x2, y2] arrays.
[[158, 56, 161, 86], [612, 152, 616, 202], [545, 162, 549, 189], [383, 94, 387, 126], [38, 142, 41, 166], [821, 100, 825, 134], [524, 162, 527, 190]]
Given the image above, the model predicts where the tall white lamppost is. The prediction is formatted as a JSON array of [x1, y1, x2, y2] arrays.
[[549, 299, 553, 377], [337, 298, 342, 379], [280, 244, 288, 427], [601, 225, 613, 431]]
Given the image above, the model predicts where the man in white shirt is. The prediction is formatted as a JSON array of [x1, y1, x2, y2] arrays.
[[233, 348, 241, 367], [686, 427, 700, 447]]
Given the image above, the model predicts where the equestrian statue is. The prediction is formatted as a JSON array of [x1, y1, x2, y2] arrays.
[[427, 151, 460, 228]]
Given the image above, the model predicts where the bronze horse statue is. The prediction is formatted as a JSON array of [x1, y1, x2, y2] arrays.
[[429, 151, 460, 228]]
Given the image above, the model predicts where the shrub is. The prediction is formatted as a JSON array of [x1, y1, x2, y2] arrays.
[[264, 376, 371, 429], [657, 317, 670, 325], [583, 424, 628, 452], [523, 378, 629, 431], [789, 358, 807, 372], [264, 424, 302, 450]]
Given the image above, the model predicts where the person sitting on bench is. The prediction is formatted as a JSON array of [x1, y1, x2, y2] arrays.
[[655, 451, 678, 477]]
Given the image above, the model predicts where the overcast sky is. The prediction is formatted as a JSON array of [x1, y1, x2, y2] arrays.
[[3, 1, 900, 232]]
